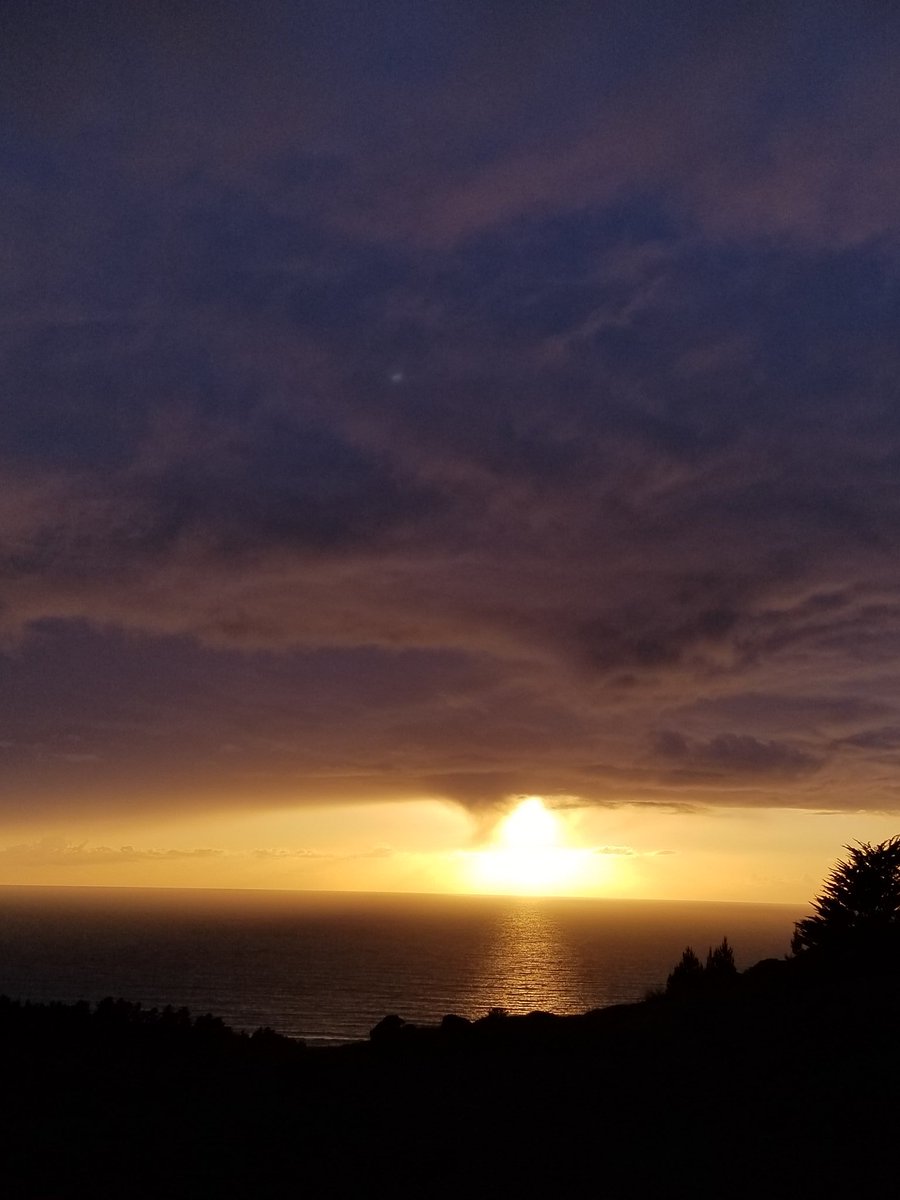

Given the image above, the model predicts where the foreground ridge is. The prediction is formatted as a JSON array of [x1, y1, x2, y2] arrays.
[[4, 952, 900, 1199]]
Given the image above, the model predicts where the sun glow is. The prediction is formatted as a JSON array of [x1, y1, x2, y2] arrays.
[[464, 796, 599, 896]]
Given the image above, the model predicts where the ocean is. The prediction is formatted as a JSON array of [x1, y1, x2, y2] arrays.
[[0, 885, 801, 1044]]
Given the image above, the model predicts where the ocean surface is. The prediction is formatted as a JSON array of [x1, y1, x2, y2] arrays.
[[0, 886, 801, 1044]]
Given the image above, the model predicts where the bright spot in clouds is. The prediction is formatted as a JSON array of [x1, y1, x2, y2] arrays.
[[500, 796, 560, 850], [464, 796, 603, 896]]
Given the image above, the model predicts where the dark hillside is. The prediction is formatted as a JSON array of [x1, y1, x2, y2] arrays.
[[3, 967, 899, 1199]]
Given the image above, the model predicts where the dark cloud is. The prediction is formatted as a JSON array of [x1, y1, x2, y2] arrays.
[[653, 732, 823, 780], [838, 727, 900, 753], [1, 3, 900, 821], [672, 692, 892, 736]]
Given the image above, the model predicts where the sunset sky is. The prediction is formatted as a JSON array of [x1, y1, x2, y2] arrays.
[[3, 2, 900, 902]]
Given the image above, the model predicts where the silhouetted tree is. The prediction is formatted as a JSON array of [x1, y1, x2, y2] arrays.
[[705, 937, 736, 979], [665, 939, 737, 997], [665, 946, 704, 996], [791, 836, 900, 964]]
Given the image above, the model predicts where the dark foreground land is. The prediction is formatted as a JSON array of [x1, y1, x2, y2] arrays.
[[3, 957, 900, 1199]]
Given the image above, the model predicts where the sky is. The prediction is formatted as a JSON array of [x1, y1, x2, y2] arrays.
[[3, 1, 900, 902]]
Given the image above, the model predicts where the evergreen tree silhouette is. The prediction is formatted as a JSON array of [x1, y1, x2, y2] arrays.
[[705, 937, 736, 981], [665, 946, 704, 996], [791, 836, 900, 964]]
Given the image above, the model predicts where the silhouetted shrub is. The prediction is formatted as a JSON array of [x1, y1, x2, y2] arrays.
[[370, 1013, 408, 1043], [440, 1013, 472, 1036]]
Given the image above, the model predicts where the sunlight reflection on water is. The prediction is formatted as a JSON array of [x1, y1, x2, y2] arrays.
[[468, 901, 581, 1016]]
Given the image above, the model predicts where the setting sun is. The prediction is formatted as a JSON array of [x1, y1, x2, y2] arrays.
[[463, 797, 600, 896], [500, 797, 560, 851]]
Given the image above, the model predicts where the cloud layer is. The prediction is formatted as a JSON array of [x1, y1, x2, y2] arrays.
[[3, 3, 900, 820]]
